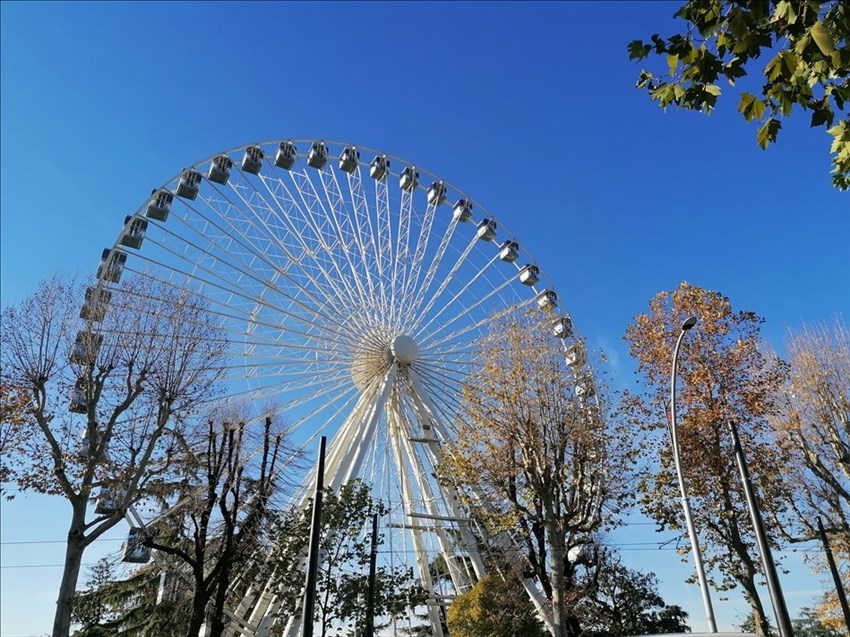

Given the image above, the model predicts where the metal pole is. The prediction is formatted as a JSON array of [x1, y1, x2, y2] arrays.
[[817, 517, 850, 634], [727, 421, 793, 637], [670, 317, 717, 632], [364, 512, 379, 637], [301, 436, 326, 637]]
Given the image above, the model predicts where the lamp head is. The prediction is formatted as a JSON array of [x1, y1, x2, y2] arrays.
[[682, 316, 698, 331]]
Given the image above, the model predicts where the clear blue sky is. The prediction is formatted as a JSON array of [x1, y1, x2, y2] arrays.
[[1, 2, 846, 636]]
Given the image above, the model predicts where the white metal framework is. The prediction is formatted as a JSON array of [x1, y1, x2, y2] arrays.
[[87, 140, 593, 635]]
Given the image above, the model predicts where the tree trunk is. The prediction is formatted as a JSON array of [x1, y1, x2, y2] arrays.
[[740, 576, 771, 636], [52, 508, 87, 637], [547, 521, 568, 637], [208, 563, 231, 637], [186, 574, 209, 637]]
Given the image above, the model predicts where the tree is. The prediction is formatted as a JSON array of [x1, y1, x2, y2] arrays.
[[265, 479, 425, 637], [740, 611, 777, 637], [0, 381, 30, 489], [575, 549, 690, 636], [791, 607, 844, 637], [144, 411, 297, 637], [0, 276, 226, 637], [441, 311, 637, 637], [447, 573, 547, 637], [71, 557, 191, 637], [70, 410, 298, 637], [629, 1, 850, 189], [624, 282, 788, 635], [767, 319, 849, 630]]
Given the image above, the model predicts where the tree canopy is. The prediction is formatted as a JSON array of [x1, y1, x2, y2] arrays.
[[442, 311, 638, 637], [624, 282, 788, 635], [630, 0, 850, 189]]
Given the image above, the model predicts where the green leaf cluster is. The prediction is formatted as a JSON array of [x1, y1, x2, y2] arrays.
[[630, 0, 850, 189]]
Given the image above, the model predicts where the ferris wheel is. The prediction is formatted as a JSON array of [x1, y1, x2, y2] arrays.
[[88, 139, 593, 636]]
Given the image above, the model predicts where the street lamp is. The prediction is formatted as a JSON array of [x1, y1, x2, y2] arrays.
[[670, 316, 718, 633]]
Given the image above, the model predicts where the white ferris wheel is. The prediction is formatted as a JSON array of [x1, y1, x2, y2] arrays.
[[88, 139, 592, 636]]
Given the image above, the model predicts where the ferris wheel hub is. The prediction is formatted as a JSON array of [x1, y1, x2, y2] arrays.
[[391, 334, 419, 364]]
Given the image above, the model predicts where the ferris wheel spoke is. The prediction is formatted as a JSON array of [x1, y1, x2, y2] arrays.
[[184, 180, 350, 327], [346, 167, 388, 319], [398, 199, 438, 323], [255, 167, 368, 325], [145, 194, 359, 340], [237, 369, 351, 397], [109, 272, 359, 355], [229, 361, 347, 381], [413, 363, 467, 389], [420, 278, 532, 351], [316, 162, 378, 322], [121, 249, 359, 354], [293, 165, 372, 318], [216, 170, 362, 328], [226, 369, 354, 412], [391, 187, 415, 328], [409, 235, 482, 340], [411, 371, 465, 431], [224, 174, 369, 329], [373, 175, 395, 324], [407, 215, 461, 321]]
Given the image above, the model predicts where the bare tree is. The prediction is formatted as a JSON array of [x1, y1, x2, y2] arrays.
[[0, 275, 226, 637], [769, 319, 849, 629], [144, 409, 299, 637], [441, 311, 637, 637]]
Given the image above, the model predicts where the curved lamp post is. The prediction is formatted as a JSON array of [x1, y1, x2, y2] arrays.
[[670, 316, 718, 633]]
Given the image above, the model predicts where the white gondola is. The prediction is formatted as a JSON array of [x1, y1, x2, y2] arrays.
[[123, 527, 151, 564], [208, 155, 233, 184], [400, 166, 419, 192], [452, 198, 472, 222], [537, 290, 557, 310], [69, 378, 87, 414], [146, 189, 174, 222], [575, 375, 596, 398], [96, 249, 127, 283], [241, 145, 264, 174], [427, 181, 446, 206], [119, 215, 148, 250], [307, 141, 328, 169], [568, 543, 591, 563], [370, 155, 389, 180], [70, 331, 103, 365], [275, 141, 297, 169], [339, 147, 360, 173], [564, 343, 586, 367], [94, 486, 125, 515], [518, 264, 539, 286], [176, 170, 201, 200], [498, 240, 519, 262], [553, 316, 574, 339], [476, 218, 497, 241], [80, 286, 112, 322], [157, 572, 181, 605]]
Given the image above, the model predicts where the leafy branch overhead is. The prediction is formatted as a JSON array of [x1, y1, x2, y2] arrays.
[[629, 0, 850, 190]]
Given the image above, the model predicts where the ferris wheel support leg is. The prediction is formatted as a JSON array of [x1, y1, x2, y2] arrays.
[[257, 369, 400, 637], [400, 387, 474, 593], [407, 370, 487, 580], [387, 401, 445, 637], [330, 364, 397, 490]]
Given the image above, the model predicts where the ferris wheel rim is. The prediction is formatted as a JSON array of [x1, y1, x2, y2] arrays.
[[85, 137, 596, 635], [110, 138, 563, 319]]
